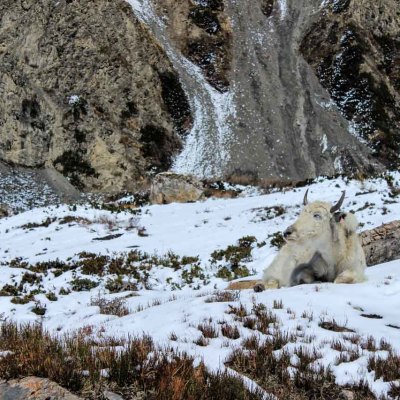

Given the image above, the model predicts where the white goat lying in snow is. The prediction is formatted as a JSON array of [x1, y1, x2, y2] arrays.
[[253, 190, 366, 291]]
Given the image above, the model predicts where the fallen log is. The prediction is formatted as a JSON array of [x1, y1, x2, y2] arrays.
[[360, 220, 400, 266]]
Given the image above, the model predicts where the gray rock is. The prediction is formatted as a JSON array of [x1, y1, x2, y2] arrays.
[[0, 377, 82, 400], [103, 390, 124, 400], [150, 172, 204, 204]]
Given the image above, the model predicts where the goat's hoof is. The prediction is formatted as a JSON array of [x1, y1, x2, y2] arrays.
[[253, 283, 265, 293]]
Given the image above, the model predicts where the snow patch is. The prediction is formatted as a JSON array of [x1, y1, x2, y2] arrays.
[[67, 95, 80, 105], [321, 134, 328, 153], [277, 0, 288, 20]]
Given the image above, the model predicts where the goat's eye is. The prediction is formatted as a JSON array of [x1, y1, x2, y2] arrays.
[[313, 213, 322, 220]]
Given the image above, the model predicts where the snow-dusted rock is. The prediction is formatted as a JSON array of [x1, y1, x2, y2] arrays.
[[150, 172, 204, 204], [0, 377, 82, 400]]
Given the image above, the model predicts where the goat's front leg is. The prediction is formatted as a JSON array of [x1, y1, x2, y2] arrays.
[[255, 248, 297, 291]]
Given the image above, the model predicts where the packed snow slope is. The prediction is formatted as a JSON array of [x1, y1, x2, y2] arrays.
[[0, 173, 400, 398]]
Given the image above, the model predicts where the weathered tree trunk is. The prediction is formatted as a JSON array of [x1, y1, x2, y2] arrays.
[[360, 221, 400, 267]]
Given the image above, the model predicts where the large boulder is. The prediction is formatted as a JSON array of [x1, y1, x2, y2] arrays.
[[150, 172, 204, 204]]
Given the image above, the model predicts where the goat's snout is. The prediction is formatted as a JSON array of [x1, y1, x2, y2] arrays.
[[283, 226, 295, 239]]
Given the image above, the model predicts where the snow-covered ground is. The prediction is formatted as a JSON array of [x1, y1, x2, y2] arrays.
[[0, 173, 400, 398]]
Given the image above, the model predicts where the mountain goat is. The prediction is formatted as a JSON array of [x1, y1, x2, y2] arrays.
[[253, 190, 366, 291]]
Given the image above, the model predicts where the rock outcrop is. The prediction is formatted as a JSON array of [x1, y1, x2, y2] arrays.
[[0, 0, 191, 192], [150, 172, 204, 204], [151, 0, 384, 182], [301, 0, 400, 170]]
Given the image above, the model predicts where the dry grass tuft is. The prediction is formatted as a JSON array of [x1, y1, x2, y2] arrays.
[[90, 295, 129, 317], [193, 335, 210, 347], [251, 303, 279, 334], [227, 333, 375, 400], [273, 299, 284, 309], [197, 322, 219, 339], [227, 303, 249, 319], [221, 324, 240, 339], [368, 351, 400, 382], [205, 290, 240, 303]]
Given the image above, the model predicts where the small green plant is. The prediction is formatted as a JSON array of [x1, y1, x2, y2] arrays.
[[59, 287, 71, 296], [268, 231, 285, 249], [8, 258, 29, 269], [251, 206, 285, 222], [78, 254, 109, 276], [20, 272, 42, 287], [0, 284, 20, 297], [20, 217, 56, 229], [181, 264, 209, 286], [31, 301, 46, 316], [211, 236, 256, 281], [105, 276, 138, 293], [10, 294, 34, 305], [216, 265, 250, 281], [46, 292, 58, 301], [70, 278, 99, 292]]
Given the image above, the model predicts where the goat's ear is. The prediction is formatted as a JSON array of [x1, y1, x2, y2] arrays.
[[341, 212, 359, 234]]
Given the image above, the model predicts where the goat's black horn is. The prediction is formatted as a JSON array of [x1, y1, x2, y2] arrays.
[[330, 191, 346, 213], [303, 189, 309, 206]]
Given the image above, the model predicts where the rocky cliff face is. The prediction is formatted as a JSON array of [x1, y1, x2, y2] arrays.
[[301, 0, 400, 170], [1, 0, 398, 193], [0, 0, 191, 191], [219, 0, 383, 181]]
